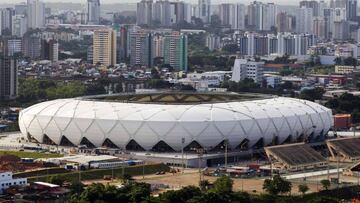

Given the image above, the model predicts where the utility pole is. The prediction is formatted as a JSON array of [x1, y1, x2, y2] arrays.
[[143, 163, 145, 179], [182, 137, 185, 173], [224, 139, 228, 170], [337, 149, 340, 189], [112, 167, 114, 181], [194, 148, 204, 185]]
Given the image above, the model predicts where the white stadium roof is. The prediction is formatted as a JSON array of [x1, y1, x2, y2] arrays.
[[19, 93, 333, 152]]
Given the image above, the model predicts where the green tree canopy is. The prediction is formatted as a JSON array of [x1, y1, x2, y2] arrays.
[[263, 175, 292, 196]]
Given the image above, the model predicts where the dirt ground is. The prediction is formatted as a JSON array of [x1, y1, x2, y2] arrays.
[[82, 169, 322, 195], [130, 169, 321, 195]]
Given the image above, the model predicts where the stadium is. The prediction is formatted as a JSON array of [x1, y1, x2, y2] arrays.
[[18, 92, 333, 153]]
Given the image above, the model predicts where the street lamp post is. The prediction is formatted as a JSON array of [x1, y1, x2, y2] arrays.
[[191, 147, 205, 185], [181, 137, 185, 173], [224, 139, 228, 170]]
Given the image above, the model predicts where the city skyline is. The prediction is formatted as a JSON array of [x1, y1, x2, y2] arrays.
[[0, 0, 309, 6]]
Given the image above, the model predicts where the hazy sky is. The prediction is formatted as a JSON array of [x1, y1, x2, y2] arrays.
[[0, 0, 303, 5]]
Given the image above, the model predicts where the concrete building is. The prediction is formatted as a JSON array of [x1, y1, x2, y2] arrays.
[[335, 65, 355, 74], [15, 3, 27, 15], [296, 7, 314, 34], [231, 58, 264, 83], [5, 38, 22, 57], [12, 15, 27, 37], [87, 45, 93, 63], [41, 39, 59, 62], [22, 34, 41, 59], [137, 0, 153, 26], [346, 0, 357, 20], [206, 34, 221, 51], [198, 0, 211, 23], [330, 0, 347, 8], [0, 8, 14, 35], [300, 0, 320, 16], [93, 29, 117, 66], [333, 20, 350, 40], [235, 32, 316, 57], [27, 0, 45, 29], [162, 32, 188, 72], [153, 0, 171, 27], [313, 17, 326, 39], [129, 30, 153, 68], [219, 3, 245, 30], [0, 38, 18, 100], [276, 12, 291, 32], [0, 172, 27, 194], [248, 2, 277, 31], [87, 0, 100, 25]]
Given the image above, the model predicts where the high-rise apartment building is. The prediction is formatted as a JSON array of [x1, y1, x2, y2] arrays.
[[162, 32, 188, 72], [129, 30, 153, 68], [198, 0, 211, 23], [27, 0, 45, 29], [0, 38, 18, 100], [93, 29, 117, 66], [235, 32, 316, 57], [136, 0, 190, 27], [5, 38, 22, 57], [41, 39, 59, 62], [247, 2, 276, 31], [346, 0, 357, 20], [219, 3, 246, 30], [153, 0, 171, 27], [0, 8, 14, 35], [330, 0, 347, 8], [300, 1, 320, 16], [296, 7, 314, 34], [12, 15, 27, 37], [333, 20, 350, 40], [276, 12, 291, 32], [22, 34, 41, 59], [313, 17, 326, 39], [87, 0, 100, 25], [15, 3, 27, 15], [137, 0, 153, 26]]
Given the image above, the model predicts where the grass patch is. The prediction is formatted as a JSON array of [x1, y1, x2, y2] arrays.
[[0, 150, 63, 159], [26, 163, 170, 183]]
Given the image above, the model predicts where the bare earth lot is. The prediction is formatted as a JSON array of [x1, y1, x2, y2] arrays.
[[129, 169, 320, 195]]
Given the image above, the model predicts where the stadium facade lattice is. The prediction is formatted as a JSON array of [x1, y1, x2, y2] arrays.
[[19, 92, 333, 152]]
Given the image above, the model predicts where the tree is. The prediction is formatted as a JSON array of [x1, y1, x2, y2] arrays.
[[199, 180, 210, 191], [128, 182, 151, 203], [222, 44, 239, 53], [69, 181, 85, 195], [120, 174, 133, 184], [298, 183, 309, 196], [232, 191, 250, 203], [320, 179, 330, 190], [151, 67, 160, 79], [160, 186, 201, 203], [191, 17, 204, 28], [308, 196, 338, 203], [299, 87, 325, 101], [263, 175, 292, 196], [212, 176, 233, 194], [210, 14, 222, 27], [343, 57, 357, 66], [187, 191, 225, 203], [334, 57, 343, 65], [48, 175, 65, 186]]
